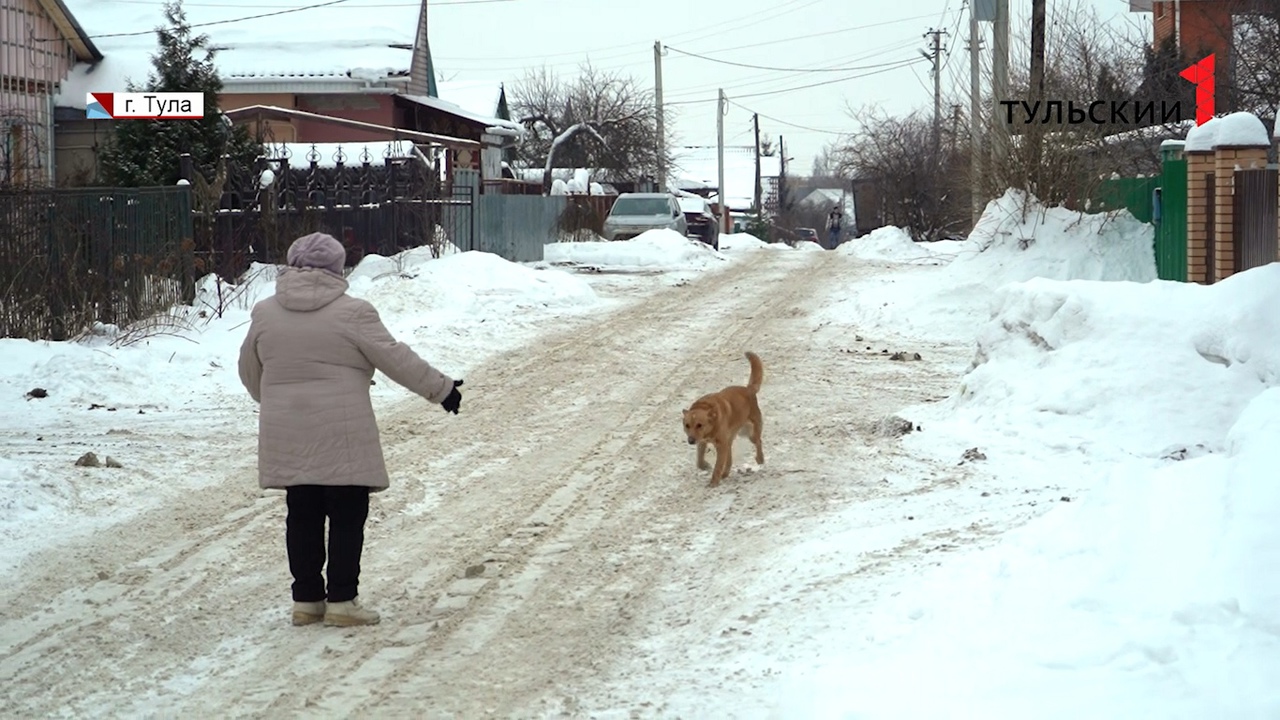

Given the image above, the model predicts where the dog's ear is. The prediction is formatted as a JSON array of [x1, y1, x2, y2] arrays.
[[707, 406, 718, 420]]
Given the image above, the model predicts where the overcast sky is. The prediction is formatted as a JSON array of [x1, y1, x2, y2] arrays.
[[429, 0, 1150, 173]]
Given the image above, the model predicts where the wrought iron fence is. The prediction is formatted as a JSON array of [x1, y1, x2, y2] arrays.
[[0, 186, 195, 340], [186, 141, 473, 281]]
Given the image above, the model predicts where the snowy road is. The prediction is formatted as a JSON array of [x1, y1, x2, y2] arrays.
[[3, 248, 998, 717]]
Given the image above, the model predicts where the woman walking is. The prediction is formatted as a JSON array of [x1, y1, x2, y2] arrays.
[[238, 232, 464, 627]]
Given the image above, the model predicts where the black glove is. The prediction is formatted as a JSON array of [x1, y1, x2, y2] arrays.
[[441, 379, 463, 414]]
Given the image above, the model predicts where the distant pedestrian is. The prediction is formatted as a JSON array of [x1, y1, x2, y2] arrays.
[[825, 206, 844, 249], [238, 232, 464, 628]]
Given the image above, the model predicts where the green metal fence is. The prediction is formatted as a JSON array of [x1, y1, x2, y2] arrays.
[[1092, 175, 1158, 223], [0, 186, 195, 340], [1090, 152, 1189, 282], [1155, 152, 1188, 282]]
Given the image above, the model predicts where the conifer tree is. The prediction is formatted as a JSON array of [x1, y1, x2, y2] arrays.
[[99, 0, 259, 186]]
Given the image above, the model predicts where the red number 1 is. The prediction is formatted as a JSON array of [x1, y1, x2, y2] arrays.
[[1179, 54, 1215, 126]]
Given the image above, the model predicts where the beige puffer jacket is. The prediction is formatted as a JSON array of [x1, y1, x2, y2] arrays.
[[237, 267, 454, 492]]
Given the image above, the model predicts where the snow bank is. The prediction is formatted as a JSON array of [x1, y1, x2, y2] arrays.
[[794, 241, 825, 252], [838, 226, 962, 262], [718, 233, 792, 253], [816, 189, 1157, 344], [949, 266, 1280, 458], [543, 229, 727, 270], [776, 264, 1280, 719]]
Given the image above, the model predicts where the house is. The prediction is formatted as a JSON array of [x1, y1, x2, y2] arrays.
[[670, 145, 782, 223], [1, 0, 101, 185], [798, 188, 857, 230], [1130, 0, 1268, 57], [50, 0, 520, 185]]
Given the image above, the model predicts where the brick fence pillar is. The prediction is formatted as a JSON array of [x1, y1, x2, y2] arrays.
[[1185, 150, 1213, 284]]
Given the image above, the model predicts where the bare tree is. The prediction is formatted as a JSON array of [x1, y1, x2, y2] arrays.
[[510, 63, 674, 194], [831, 105, 970, 242]]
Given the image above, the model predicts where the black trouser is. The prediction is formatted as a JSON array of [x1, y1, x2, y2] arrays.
[[284, 484, 370, 603]]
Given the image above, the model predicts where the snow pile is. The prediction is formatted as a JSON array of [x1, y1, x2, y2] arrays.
[[1211, 111, 1270, 148], [944, 266, 1280, 459], [817, 189, 1157, 344], [838, 226, 962, 262], [718, 233, 792, 253], [543, 230, 728, 270], [776, 265, 1280, 719], [794, 241, 825, 252], [1184, 116, 1220, 153], [352, 252, 601, 366]]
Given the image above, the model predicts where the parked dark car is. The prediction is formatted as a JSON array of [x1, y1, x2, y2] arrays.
[[678, 196, 720, 250], [794, 228, 820, 245]]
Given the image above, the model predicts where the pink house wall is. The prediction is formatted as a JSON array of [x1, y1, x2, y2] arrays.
[[1, 0, 78, 184]]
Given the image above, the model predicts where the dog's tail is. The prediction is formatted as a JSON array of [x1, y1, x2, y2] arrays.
[[745, 351, 764, 394]]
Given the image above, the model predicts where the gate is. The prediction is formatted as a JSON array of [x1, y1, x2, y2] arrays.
[[1156, 156, 1187, 282], [184, 143, 472, 282], [1233, 167, 1279, 273]]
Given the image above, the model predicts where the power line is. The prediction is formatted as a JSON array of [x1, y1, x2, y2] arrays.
[[678, 11, 945, 56], [727, 99, 847, 135], [94, 0, 506, 6], [55, 0, 353, 39], [665, 46, 927, 74], [663, 35, 925, 100], [434, 0, 823, 64], [667, 57, 928, 106]]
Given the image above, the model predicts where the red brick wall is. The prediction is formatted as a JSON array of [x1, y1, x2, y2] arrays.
[[1152, 1, 1237, 61]]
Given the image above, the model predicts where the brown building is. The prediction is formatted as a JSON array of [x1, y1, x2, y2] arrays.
[[51, 0, 518, 185]]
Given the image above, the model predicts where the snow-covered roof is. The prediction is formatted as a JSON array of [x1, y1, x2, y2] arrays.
[[1184, 116, 1220, 152], [436, 80, 505, 123], [400, 93, 522, 134], [800, 188, 850, 207], [1212, 112, 1270, 148], [670, 145, 780, 209], [55, 0, 421, 107]]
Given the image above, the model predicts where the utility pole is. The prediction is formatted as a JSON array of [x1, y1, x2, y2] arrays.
[[951, 104, 962, 155], [991, 0, 1009, 175], [717, 88, 726, 233], [1030, 0, 1046, 101], [924, 28, 948, 158], [969, 2, 983, 226], [1029, 0, 1047, 174], [778, 134, 788, 229], [753, 113, 762, 215], [654, 40, 666, 192]]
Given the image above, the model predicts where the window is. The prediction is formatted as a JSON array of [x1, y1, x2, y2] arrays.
[[610, 197, 673, 216]]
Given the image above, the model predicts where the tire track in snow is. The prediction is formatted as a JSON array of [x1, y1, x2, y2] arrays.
[[329, 253, 827, 716]]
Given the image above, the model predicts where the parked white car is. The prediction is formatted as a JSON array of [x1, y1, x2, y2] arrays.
[[602, 193, 688, 241]]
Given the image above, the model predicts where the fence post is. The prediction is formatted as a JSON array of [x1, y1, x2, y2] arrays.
[[46, 196, 67, 341]]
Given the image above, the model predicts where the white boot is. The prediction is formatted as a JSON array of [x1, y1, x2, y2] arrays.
[[292, 601, 326, 626], [324, 597, 381, 627]]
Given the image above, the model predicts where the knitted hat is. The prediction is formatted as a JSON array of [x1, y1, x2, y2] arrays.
[[286, 232, 346, 276]]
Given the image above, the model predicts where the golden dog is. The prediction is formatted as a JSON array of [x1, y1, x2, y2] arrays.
[[682, 352, 765, 486]]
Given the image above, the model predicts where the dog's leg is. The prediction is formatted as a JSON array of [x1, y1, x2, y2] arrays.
[[750, 413, 765, 465], [710, 438, 732, 486], [696, 440, 711, 471]]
